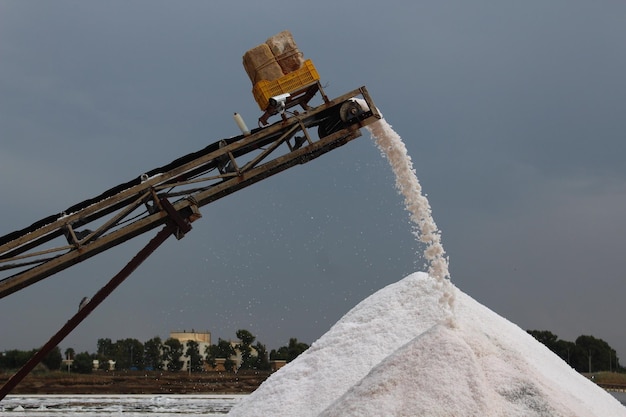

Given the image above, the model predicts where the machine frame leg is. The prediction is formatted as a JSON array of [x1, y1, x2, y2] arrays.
[[0, 200, 191, 401]]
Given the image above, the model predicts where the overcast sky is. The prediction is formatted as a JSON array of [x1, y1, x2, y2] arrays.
[[1, 1, 625, 362]]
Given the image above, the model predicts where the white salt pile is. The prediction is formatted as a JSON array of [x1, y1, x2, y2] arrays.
[[227, 118, 626, 416], [228, 272, 626, 416]]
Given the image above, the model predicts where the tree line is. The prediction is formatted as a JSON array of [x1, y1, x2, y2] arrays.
[[4, 329, 619, 376], [527, 330, 620, 373], [0, 329, 309, 375]]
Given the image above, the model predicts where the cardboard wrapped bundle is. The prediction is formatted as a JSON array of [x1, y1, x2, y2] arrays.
[[243, 30, 305, 85], [243, 43, 284, 85], [265, 30, 304, 74]]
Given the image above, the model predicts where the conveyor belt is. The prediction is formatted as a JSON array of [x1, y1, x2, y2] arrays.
[[0, 86, 380, 299]]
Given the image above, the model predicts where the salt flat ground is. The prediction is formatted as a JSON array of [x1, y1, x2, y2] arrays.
[[0, 394, 244, 416], [1, 392, 624, 416]]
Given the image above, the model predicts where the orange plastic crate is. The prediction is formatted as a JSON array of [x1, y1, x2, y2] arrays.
[[253, 59, 320, 110]]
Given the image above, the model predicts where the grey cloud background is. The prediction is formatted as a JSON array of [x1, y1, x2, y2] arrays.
[[1, 1, 625, 360]]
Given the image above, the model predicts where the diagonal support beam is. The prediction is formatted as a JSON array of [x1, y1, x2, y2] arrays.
[[0, 203, 193, 401]]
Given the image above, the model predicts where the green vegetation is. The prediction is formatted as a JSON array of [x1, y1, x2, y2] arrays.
[[0, 347, 62, 374], [72, 352, 93, 374], [1, 329, 308, 375], [206, 339, 237, 372], [527, 330, 621, 373], [163, 338, 184, 371], [270, 338, 309, 362]]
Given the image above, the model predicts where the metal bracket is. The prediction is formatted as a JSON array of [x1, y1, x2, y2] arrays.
[[159, 197, 192, 240]]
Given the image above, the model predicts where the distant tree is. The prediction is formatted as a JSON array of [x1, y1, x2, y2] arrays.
[[185, 340, 204, 372], [96, 338, 114, 370], [236, 329, 256, 370], [144, 337, 164, 370], [269, 348, 283, 360], [286, 338, 309, 361], [0, 349, 36, 370], [112, 341, 127, 369], [163, 338, 184, 371], [42, 346, 63, 371], [527, 330, 577, 365], [553, 339, 576, 366], [64, 348, 75, 361], [97, 338, 113, 358], [204, 345, 216, 368], [72, 352, 93, 374], [252, 341, 270, 371], [236, 329, 255, 346], [112, 339, 144, 370], [574, 335, 617, 373], [527, 330, 558, 350], [270, 338, 309, 362], [206, 339, 236, 372], [527, 330, 620, 373], [130, 339, 144, 370]]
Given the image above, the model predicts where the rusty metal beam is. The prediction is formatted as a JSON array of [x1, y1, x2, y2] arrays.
[[0, 116, 379, 299], [0, 85, 381, 400], [0, 203, 193, 401]]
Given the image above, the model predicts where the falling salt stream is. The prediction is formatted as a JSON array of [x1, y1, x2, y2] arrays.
[[365, 114, 456, 323]]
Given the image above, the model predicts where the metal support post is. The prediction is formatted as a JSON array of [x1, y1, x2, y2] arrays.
[[0, 200, 193, 401]]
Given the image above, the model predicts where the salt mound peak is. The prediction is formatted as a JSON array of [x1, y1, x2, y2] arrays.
[[228, 273, 626, 416]]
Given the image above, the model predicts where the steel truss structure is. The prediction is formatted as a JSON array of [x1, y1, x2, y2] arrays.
[[0, 86, 379, 299], [0, 86, 379, 400]]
